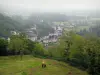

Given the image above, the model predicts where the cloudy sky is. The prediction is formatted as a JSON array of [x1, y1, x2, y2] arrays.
[[0, 0, 99, 14]]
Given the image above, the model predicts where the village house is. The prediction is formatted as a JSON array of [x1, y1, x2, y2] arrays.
[[26, 25, 38, 41]]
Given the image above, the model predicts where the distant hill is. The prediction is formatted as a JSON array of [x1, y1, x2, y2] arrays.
[[0, 13, 24, 37], [0, 13, 68, 38]]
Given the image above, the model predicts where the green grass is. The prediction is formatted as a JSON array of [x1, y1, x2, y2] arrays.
[[0, 55, 89, 75]]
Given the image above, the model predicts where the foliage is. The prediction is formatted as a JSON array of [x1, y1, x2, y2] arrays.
[[8, 34, 28, 60], [0, 38, 8, 56], [33, 43, 45, 56], [47, 31, 100, 75], [26, 39, 36, 54]]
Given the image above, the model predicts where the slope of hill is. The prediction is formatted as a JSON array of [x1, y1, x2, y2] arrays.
[[0, 55, 88, 75], [0, 13, 23, 37]]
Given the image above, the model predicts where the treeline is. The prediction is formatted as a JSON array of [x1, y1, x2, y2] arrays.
[[47, 32, 100, 75], [0, 33, 47, 60], [78, 25, 100, 37]]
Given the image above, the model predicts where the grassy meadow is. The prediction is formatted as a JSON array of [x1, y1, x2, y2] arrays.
[[0, 55, 89, 75]]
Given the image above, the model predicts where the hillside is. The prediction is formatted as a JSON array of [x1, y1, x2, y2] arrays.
[[0, 13, 59, 38], [0, 56, 88, 75], [0, 13, 23, 37]]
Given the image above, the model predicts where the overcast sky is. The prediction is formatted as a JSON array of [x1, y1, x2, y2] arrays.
[[0, 0, 99, 15]]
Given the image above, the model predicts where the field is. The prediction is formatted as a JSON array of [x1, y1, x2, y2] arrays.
[[0, 55, 89, 75]]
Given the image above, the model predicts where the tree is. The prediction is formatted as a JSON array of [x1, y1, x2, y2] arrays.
[[8, 34, 28, 60], [33, 43, 44, 56], [46, 31, 100, 74], [26, 39, 36, 54], [0, 38, 8, 56]]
